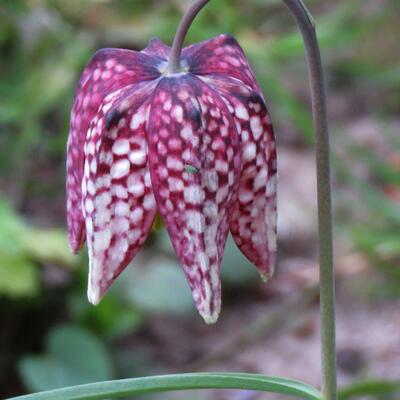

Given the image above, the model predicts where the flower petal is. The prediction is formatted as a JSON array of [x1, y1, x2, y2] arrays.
[[67, 48, 160, 253], [82, 81, 158, 305], [183, 34, 261, 92], [200, 75, 277, 280], [142, 38, 170, 60], [147, 75, 241, 323]]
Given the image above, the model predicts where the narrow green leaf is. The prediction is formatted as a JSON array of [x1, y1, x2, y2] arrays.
[[9, 372, 322, 400], [339, 379, 400, 399]]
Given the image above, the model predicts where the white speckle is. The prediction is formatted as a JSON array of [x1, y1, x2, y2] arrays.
[[111, 159, 130, 179], [241, 130, 249, 141], [239, 187, 253, 203], [90, 159, 97, 174], [235, 104, 249, 120], [250, 116, 263, 140], [126, 174, 144, 197], [87, 180, 96, 195], [180, 125, 193, 141], [129, 150, 146, 165], [114, 184, 128, 199], [131, 207, 143, 224], [143, 193, 156, 210], [165, 200, 173, 211], [93, 229, 111, 253], [198, 252, 209, 272], [115, 64, 126, 73], [99, 151, 113, 166], [172, 105, 183, 122], [211, 138, 225, 151], [168, 138, 182, 150], [157, 166, 169, 179], [86, 141, 95, 155], [243, 142, 257, 162], [118, 118, 126, 128], [204, 201, 217, 220], [163, 99, 172, 111], [144, 171, 152, 187], [254, 168, 268, 191], [186, 210, 205, 233], [130, 111, 146, 130], [128, 229, 141, 243], [95, 207, 111, 226], [168, 177, 184, 192], [220, 125, 229, 137], [98, 175, 111, 188], [182, 149, 192, 162], [216, 186, 229, 203], [157, 142, 167, 156], [226, 55, 241, 67], [105, 59, 116, 69], [96, 192, 112, 208], [112, 139, 130, 155], [203, 170, 219, 192], [93, 69, 101, 81], [81, 178, 87, 196], [178, 90, 189, 100], [184, 185, 205, 205], [166, 156, 183, 171], [114, 217, 130, 233], [85, 198, 94, 214], [86, 217, 94, 234], [101, 70, 112, 80], [115, 201, 130, 217], [215, 159, 229, 173], [228, 171, 235, 185]]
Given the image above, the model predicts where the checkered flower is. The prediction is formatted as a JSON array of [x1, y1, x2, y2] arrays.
[[66, 34, 277, 323]]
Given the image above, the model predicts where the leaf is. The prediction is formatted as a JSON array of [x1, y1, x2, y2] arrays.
[[339, 379, 400, 399], [220, 235, 259, 286], [8, 372, 322, 400], [0, 250, 39, 298], [18, 325, 113, 392], [119, 256, 194, 315]]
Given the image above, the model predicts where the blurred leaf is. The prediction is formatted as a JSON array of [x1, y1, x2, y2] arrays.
[[21, 228, 76, 268], [221, 235, 259, 286], [68, 291, 142, 339], [339, 379, 400, 400], [18, 325, 113, 392], [0, 250, 38, 298], [119, 255, 194, 315], [0, 197, 77, 298]]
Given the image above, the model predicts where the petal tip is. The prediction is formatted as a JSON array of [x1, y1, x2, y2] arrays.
[[87, 281, 102, 305], [199, 308, 220, 325], [259, 271, 270, 283]]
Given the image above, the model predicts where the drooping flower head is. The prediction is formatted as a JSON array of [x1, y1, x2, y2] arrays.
[[66, 34, 277, 324]]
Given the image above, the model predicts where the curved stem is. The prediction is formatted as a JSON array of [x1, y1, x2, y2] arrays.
[[167, 0, 210, 73], [281, 1, 337, 399]]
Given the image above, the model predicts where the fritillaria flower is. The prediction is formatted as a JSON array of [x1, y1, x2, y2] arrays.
[[66, 34, 277, 323]]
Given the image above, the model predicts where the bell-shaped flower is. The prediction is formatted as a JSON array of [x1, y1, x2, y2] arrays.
[[66, 34, 277, 324]]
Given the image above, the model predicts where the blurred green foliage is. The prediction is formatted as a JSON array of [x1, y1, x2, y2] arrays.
[[0, 0, 399, 398], [18, 324, 114, 392]]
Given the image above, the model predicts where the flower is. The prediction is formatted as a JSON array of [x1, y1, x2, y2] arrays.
[[66, 34, 277, 324]]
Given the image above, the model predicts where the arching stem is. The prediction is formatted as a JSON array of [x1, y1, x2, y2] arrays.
[[282, 1, 337, 399], [171, 0, 337, 399], [167, 0, 210, 73]]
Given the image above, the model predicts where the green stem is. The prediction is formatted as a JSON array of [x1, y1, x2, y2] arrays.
[[9, 373, 322, 400], [281, 1, 337, 399], [167, 0, 210, 73]]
